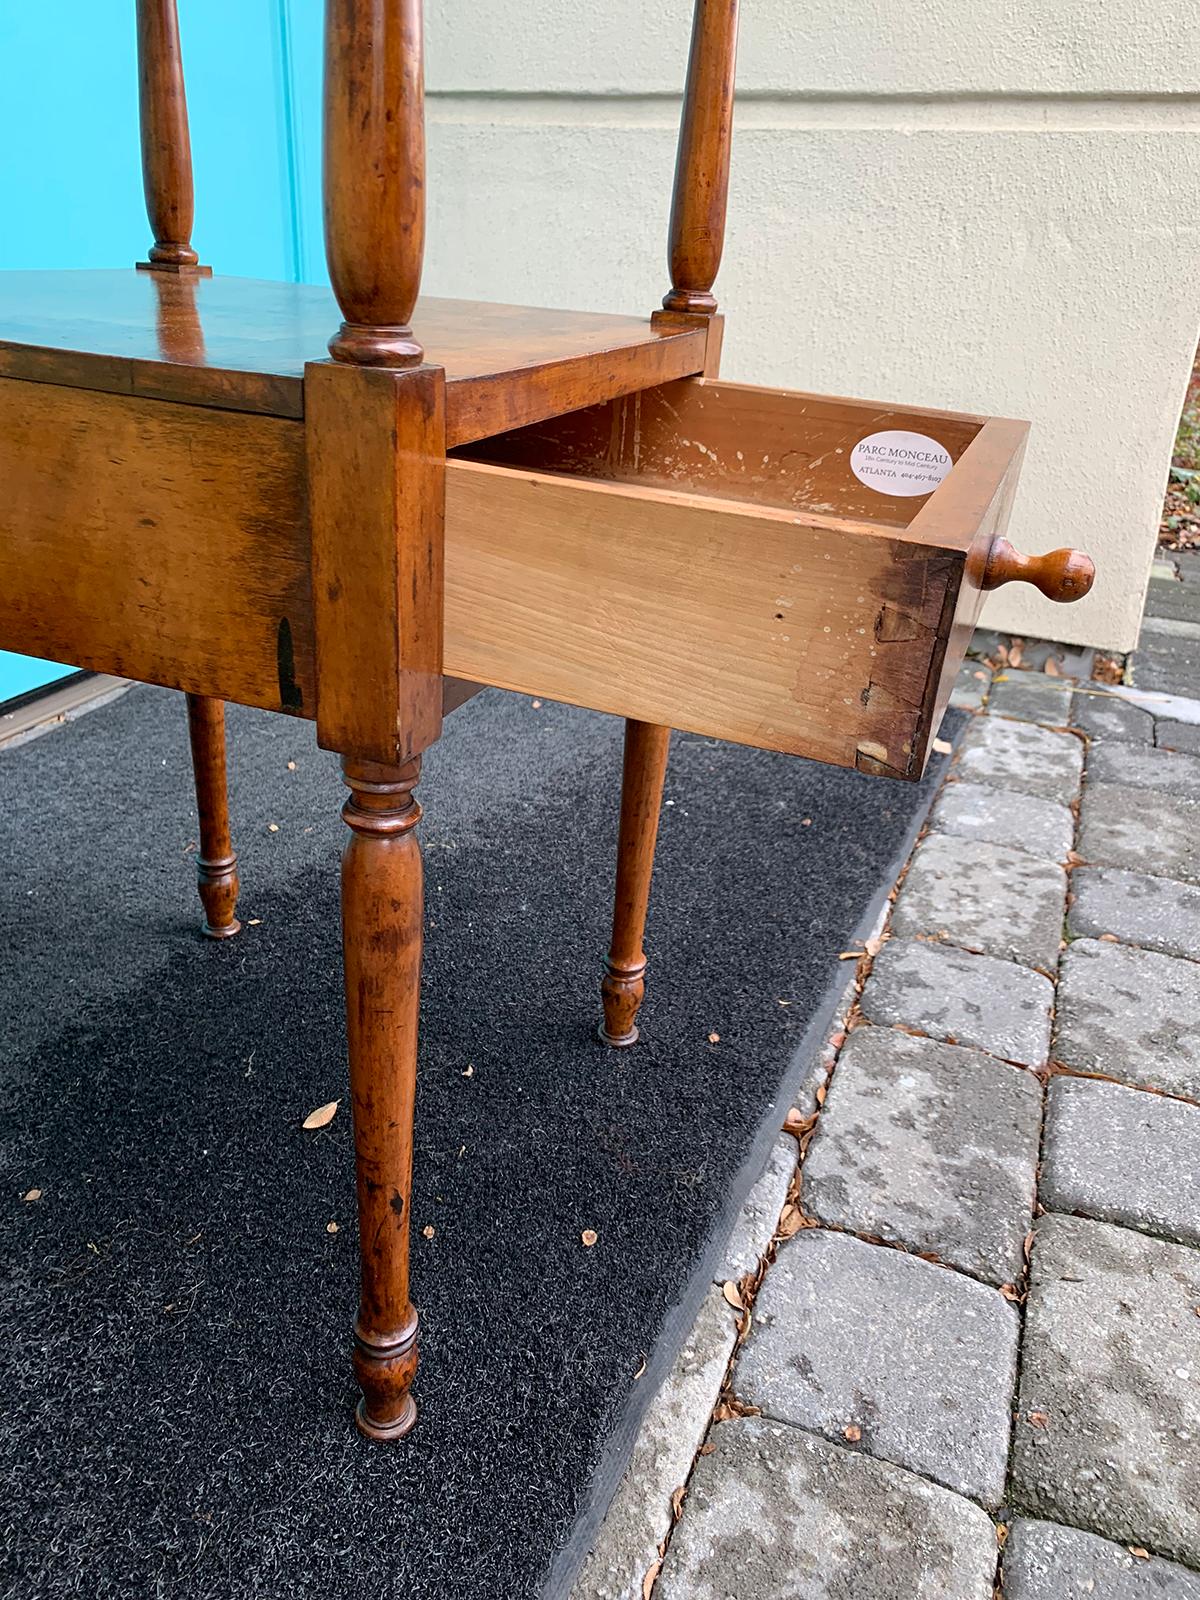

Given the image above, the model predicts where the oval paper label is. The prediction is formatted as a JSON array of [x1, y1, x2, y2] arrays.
[[850, 430, 952, 497]]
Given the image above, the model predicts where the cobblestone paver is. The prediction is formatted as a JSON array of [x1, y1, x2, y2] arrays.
[[593, 637, 1200, 1600], [987, 673, 1072, 724], [1072, 689, 1156, 744], [1003, 1520, 1200, 1599], [1156, 717, 1200, 753], [1041, 1076, 1200, 1247], [1069, 865, 1200, 961], [1055, 939, 1200, 1098], [802, 1027, 1039, 1284], [657, 1420, 998, 1600], [1012, 1214, 1200, 1568], [954, 716, 1083, 802], [861, 938, 1053, 1066], [890, 833, 1066, 971], [1078, 783, 1200, 883], [929, 782, 1074, 861], [1087, 740, 1200, 799], [737, 1229, 1018, 1505]]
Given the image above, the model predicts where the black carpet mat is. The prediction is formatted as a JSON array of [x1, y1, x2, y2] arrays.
[[0, 685, 958, 1600]]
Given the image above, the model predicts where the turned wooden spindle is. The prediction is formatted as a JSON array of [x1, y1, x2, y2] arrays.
[[324, 0, 426, 366], [660, 0, 740, 316], [135, 0, 207, 272], [341, 757, 424, 1440], [981, 538, 1096, 603], [185, 694, 241, 939], [600, 722, 673, 1046], [601, 1, 740, 1045]]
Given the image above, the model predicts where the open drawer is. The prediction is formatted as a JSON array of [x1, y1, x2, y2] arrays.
[[445, 379, 1087, 781]]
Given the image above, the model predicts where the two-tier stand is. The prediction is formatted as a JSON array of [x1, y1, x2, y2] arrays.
[[0, 0, 1094, 1439]]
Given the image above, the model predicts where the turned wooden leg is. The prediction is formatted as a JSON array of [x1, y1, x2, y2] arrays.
[[600, 720, 672, 1047], [341, 756, 423, 1441], [185, 693, 241, 939]]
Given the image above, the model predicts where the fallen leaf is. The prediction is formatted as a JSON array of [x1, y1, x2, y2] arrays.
[[247, 918, 262, 926], [642, 1559, 662, 1599], [326, 1221, 339, 1234], [1008, 640, 1025, 668], [996, 1522, 1010, 1548], [999, 1283, 1022, 1302], [1066, 850, 1086, 866], [776, 1205, 803, 1239], [581, 1229, 598, 1247], [707, 1031, 720, 1043], [698, 1442, 715, 1456], [1044, 658, 1062, 677], [462, 1064, 475, 1077], [671, 1486, 686, 1518], [782, 1108, 816, 1139], [302, 1099, 339, 1130], [932, 737, 953, 755], [843, 1423, 862, 1443], [815, 1082, 827, 1106], [423, 1224, 436, 1239], [838, 949, 861, 960], [800, 817, 812, 827], [1028, 1411, 1049, 1429], [268, 822, 279, 833], [22, 1188, 41, 1203], [1098, 932, 1119, 943], [1128, 1547, 1150, 1561], [286, 760, 297, 771], [633, 1355, 647, 1380], [721, 1280, 744, 1311], [863, 936, 884, 958]]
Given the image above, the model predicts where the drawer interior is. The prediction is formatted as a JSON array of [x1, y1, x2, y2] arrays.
[[443, 379, 1023, 779], [456, 378, 987, 536]]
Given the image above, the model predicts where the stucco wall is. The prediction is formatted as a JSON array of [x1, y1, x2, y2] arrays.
[[418, 0, 1200, 650]]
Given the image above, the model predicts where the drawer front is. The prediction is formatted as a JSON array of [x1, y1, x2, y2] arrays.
[[447, 379, 1027, 779]]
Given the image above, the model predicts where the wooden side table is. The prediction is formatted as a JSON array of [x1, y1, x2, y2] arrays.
[[0, 0, 1094, 1441]]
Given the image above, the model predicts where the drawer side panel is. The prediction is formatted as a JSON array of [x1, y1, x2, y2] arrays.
[[444, 461, 958, 776]]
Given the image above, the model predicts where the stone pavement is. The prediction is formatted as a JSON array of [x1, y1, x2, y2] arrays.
[[574, 610, 1200, 1600]]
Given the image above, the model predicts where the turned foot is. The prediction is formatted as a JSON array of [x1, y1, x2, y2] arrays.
[[185, 693, 241, 938], [341, 756, 424, 1440], [600, 720, 671, 1047], [353, 1306, 420, 1440], [599, 957, 647, 1048]]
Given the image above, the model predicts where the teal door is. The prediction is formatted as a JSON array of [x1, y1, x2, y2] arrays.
[[0, 0, 317, 703]]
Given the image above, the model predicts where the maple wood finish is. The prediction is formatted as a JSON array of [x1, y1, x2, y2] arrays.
[[315, 0, 438, 1439], [600, 722, 673, 1046], [0, 0, 1097, 1451], [306, 361, 445, 764], [185, 694, 241, 939], [136, 0, 205, 273], [0, 273, 707, 442], [324, 0, 425, 366], [981, 537, 1096, 602], [659, 0, 739, 317], [609, 0, 740, 1047], [340, 757, 424, 1441], [136, 0, 233, 944]]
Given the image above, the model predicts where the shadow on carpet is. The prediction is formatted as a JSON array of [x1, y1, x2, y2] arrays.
[[0, 685, 959, 1600]]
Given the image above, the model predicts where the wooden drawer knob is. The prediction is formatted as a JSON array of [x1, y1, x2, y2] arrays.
[[981, 538, 1095, 603]]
